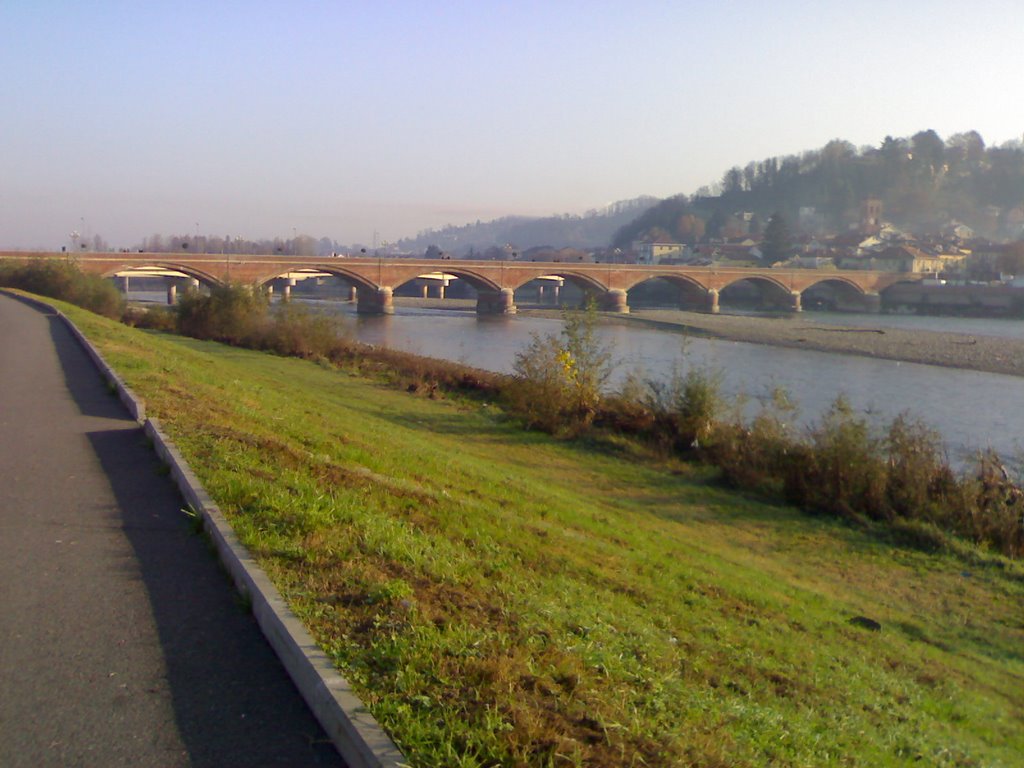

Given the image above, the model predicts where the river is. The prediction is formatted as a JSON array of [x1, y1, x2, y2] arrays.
[[128, 290, 1024, 465]]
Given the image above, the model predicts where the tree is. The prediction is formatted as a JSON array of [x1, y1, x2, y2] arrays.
[[880, 134, 906, 158], [996, 241, 1024, 276], [947, 131, 986, 170], [761, 212, 792, 263], [704, 209, 727, 240], [674, 214, 705, 243], [722, 166, 743, 195], [911, 129, 945, 176], [642, 227, 673, 244]]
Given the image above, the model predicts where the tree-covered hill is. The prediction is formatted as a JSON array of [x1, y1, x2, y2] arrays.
[[613, 130, 1024, 247]]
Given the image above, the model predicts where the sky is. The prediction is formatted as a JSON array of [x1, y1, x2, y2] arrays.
[[2, 0, 1023, 250]]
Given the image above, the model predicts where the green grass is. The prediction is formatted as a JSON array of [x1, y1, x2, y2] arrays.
[[59, 300, 1024, 767]]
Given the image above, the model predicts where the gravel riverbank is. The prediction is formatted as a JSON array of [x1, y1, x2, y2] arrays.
[[599, 309, 1024, 378]]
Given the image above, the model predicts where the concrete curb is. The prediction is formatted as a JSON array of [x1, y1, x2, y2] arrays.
[[2, 290, 407, 768]]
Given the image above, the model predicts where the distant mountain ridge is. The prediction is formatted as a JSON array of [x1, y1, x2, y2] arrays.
[[395, 196, 660, 255]]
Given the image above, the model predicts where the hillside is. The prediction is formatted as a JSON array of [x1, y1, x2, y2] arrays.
[[614, 130, 1024, 248], [60, 301, 1024, 767], [395, 196, 659, 256]]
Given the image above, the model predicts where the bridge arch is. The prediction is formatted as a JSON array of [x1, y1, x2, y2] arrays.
[[800, 276, 876, 312], [389, 265, 510, 314], [717, 275, 800, 312], [390, 265, 502, 295], [509, 269, 608, 296], [505, 269, 614, 311], [253, 265, 379, 294], [619, 273, 714, 312], [101, 261, 223, 289]]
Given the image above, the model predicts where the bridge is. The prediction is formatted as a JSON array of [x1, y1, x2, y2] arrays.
[[3, 252, 924, 315]]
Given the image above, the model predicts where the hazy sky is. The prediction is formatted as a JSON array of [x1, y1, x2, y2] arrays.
[[2, 0, 1022, 249]]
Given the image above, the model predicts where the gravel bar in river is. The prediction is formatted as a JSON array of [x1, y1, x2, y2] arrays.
[[607, 310, 1024, 378]]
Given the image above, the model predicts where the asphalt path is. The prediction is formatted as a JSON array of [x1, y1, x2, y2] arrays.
[[0, 294, 345, 767]]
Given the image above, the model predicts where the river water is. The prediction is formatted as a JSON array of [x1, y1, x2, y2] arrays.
[[128, 290, 1024, 464]]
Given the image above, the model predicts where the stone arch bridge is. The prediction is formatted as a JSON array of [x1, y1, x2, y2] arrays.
[[10, 252, 924, 315]]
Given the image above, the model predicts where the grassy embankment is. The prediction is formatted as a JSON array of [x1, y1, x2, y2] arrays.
[[52, 299, 1024, 767]]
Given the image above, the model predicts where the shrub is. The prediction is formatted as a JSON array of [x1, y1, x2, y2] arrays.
[[957, 452, 1024, 557], [791, 395, 888, 521], [625, 364, 724, 453], [0, 258, 124, 318], [506, 305, 612, 434], [712, 387, 797, 489], [122, 305, 177, 331], [884, 412, 952, 519], [258, 302, 344, 359], [175, 283, 268, 344], [674, 366, 725, 448]]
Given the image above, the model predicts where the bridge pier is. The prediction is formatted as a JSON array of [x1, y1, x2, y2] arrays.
[[789, 291, 802, 313], [705, 288, 720, 314], [863, 291, 881, 313], [537, 283, 561, 304], [166, 283, 177, 305], [601, 288, 629, 313], [282, 278, 295, 302], [357, 286, 394, 315], [349, 285, 358, 302], [476, 288, 517, 315], [120, 275, 130, 294]]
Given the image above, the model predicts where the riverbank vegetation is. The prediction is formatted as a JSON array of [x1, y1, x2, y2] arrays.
[[43, 296, 1024, 766], [0, 257, 124, 318]]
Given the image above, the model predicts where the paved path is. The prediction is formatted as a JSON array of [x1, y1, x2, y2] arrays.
[[0, 294, 345, 767]]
